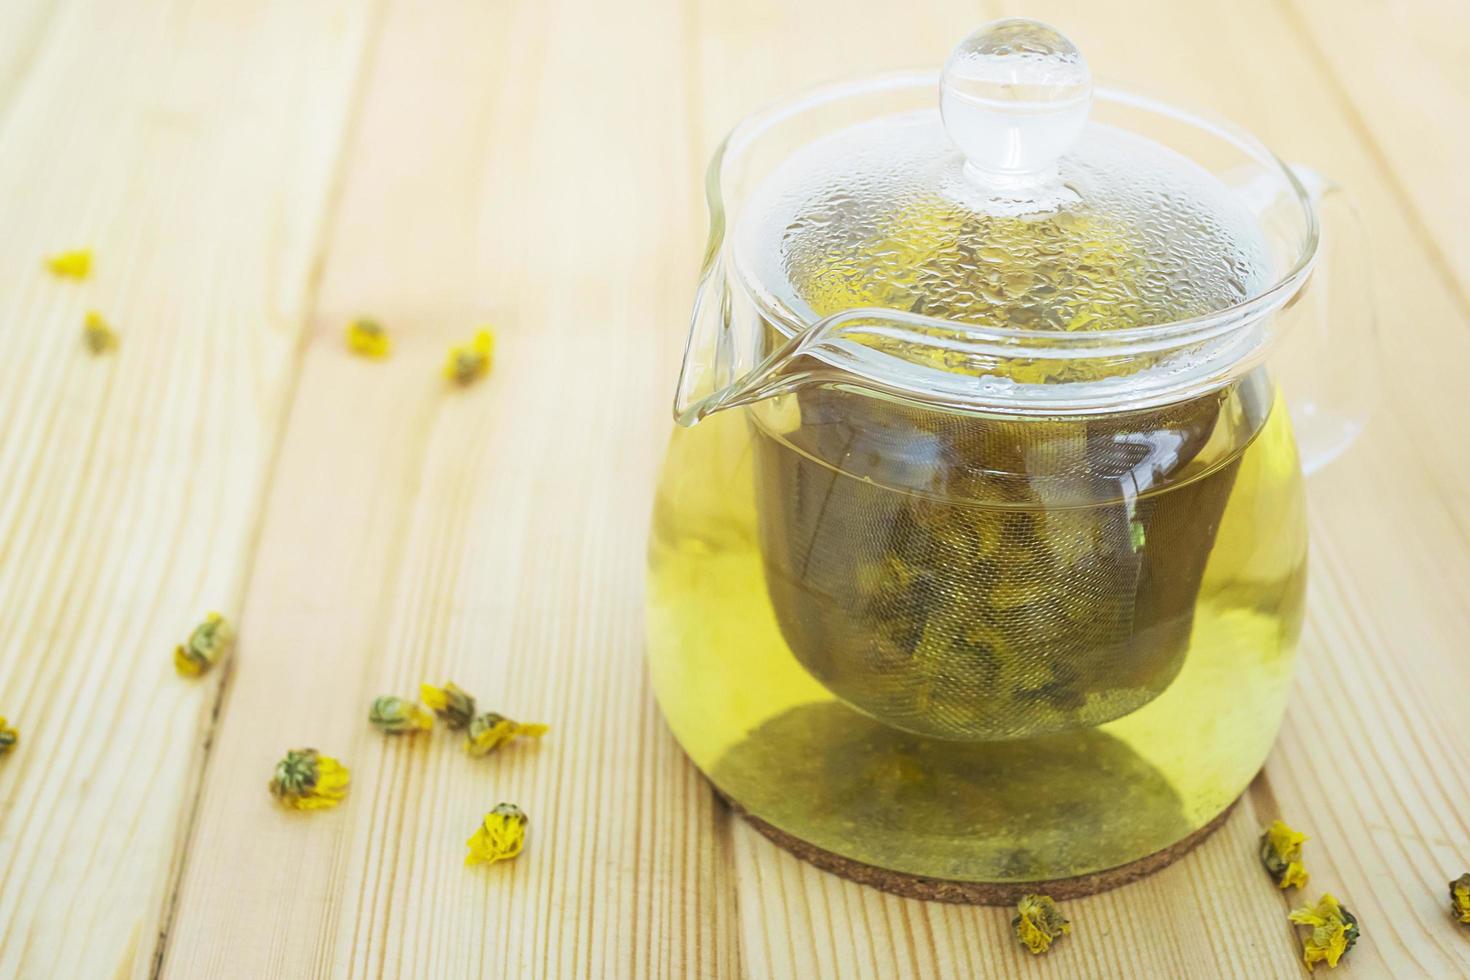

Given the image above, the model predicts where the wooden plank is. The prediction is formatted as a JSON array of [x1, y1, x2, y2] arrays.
[[160, 0, 739, 976], [1285, 0, 1470, 300], [0, 0, 63, 127], [0, 1, 379, 978]]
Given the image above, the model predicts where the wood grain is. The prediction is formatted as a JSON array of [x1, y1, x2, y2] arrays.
[[0, 0, 1466, 976], [1287, 0, 1470, 299], [161, 0, 735, 975], [0, 1, 379, 978]]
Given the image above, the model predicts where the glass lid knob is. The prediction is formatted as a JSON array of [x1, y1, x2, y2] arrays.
[[940, 19, 1092, 186]]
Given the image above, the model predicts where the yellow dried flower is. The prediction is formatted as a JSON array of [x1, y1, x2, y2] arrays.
[[1451, 873, 1470, 924], [0, 716, 17, 755], [465, 803, 527, 866], [368, 695, 433, 734], [45, 249, 91, 279], [1288, 893, 1359, 971], [269, 748, 350, 811], [420, 681, 476, 730], [345, 317, 391, 358], [1013, 893, 1070, 955], [466, 711, 549, 757], [173, 613, 235, 677], [1260, 819, 1309, 890], [83, 311, 118, 353], [444, 329, 494, 385]]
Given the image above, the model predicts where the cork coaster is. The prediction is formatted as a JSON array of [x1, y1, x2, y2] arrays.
[[720, 790, 1238, 906]]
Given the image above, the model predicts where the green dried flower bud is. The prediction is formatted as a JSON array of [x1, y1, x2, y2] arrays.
[[1260, 819, 1309, 890], [270, 748, 320, 798], [466, 711, 549, 757], [1289, 893, 1359, 970], [368, 695, 433, 734], [1013, 893, 1070, 955], [268, 747, 349, 811], [420, 681, 476, 730], [174, 613, 235, 677], [466, 803, 528, 865], [1451, 873, 1470, 924]]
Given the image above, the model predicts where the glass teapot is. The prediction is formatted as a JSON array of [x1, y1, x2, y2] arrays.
[[647, 20, 1371, 897]]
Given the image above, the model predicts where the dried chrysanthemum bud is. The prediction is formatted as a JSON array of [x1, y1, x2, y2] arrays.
[[1260, 819, 1309, 890], [420, 681, 476, 730], [269, 748, 350, 811], [45, 249, 91, 279], [345, 317, 391, 358], [368, 695, 433, 734], [1012, 893, 1070, 955], [174, 613, 235, 678], [0, 716, 17, 755], [465, 803, 527, 866], [83, 310, 118, 353], [465, 711, 549, 757], [1451, 873, 1470, 925], [1288, 893, 1359, 971], [444, 329, 494, 385]]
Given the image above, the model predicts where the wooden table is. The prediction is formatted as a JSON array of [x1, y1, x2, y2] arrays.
[[1, 0, 1466, 976]]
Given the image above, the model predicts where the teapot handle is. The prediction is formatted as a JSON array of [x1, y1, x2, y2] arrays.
[[1279, 166, 1378, 475]]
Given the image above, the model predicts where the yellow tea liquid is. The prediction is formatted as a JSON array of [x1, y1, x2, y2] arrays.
[[647, 376, 1306, 882]]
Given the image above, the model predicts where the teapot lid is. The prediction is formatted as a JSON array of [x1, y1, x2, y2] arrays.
[[734, 20, 1275, 344]]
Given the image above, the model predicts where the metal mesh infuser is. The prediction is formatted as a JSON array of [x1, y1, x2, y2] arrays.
[[753, 387, 1241, 740]]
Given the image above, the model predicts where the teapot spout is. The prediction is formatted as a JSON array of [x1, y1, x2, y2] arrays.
[[671, 265, 738, 425], [673, 266, 888, 425], [673, 264, 828, 425]]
